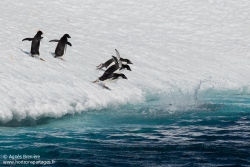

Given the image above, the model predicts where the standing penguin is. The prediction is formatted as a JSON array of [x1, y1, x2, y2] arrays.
[[49, 34, 72, 61], [22, 31, 44, 61]]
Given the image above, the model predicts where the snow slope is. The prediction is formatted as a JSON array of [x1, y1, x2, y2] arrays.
[[1, 0, 250, 123]]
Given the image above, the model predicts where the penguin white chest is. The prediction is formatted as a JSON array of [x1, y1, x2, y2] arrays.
[[106, 62, 115, 69]]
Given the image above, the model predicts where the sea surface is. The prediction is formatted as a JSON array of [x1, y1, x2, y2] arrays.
[[0, 94, 250, 167]]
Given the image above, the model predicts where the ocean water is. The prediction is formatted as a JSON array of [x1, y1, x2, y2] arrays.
[[1, 93, 250, 167]]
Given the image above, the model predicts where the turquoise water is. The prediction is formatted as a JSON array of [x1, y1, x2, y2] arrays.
[[0, 95, 250, 166]]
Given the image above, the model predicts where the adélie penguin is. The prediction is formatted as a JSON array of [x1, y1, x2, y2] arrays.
[[22, 31, 45, 61], [49, 34, 72, 61], [103, 56, 132, 75], [93, 73, 128, 90], [96, 49, 133, 70]]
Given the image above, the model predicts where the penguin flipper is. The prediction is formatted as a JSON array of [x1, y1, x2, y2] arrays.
[[111, 56, 120, 68], [115, 49, 122, 67], [67, 42, 72, 47], [49, 39, 59, 42], [22, 38, 33, 41], [112, 56, 119, 65], [115, 49, 121, 59]]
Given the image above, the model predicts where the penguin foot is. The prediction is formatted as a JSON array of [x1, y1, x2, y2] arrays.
[[59, 58, 66, 62], [96, 63, 104, 69], [92, 79, 99, 83]]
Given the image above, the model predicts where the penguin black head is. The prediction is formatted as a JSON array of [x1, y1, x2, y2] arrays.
[[121, 58, 133, 64], [63, 34, 71, 38], [121, 64, 132, 71], [37, 31, 43, 35], [125, 59, 133, 64], [112, 56, 118, 62], [118, 74, 127, 79]]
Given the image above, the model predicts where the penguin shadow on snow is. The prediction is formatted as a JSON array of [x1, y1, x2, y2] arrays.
[[49, 52, 56, 57], [48, 52, 63, 61], [49, 52, 66, 64], [48, 52, 65, 63], [98, 83, 112, 90], [20, 48, 44, 61], [20, 49, 30, 55], [49, 50, 66, 62]]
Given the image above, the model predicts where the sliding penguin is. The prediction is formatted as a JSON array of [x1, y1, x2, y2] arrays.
[[93, 73, 128, 90], [49, 34, 72, 61], [103, 56, 131, 75], [96, 49, 133, 70], [22, 31, 44, 61]]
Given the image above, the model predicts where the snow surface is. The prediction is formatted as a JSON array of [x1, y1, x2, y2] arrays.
[[1, 0, 250, 123]]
